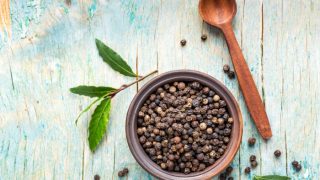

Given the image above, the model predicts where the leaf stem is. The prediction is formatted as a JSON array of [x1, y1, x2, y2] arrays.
[[75, 93, 112, 125], [110, 70, 158, 97]]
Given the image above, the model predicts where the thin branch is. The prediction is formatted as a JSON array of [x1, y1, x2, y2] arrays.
[[109, 70, 158, 97]]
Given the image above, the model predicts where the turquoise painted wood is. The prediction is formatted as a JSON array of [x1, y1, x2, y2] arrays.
[[0, 0, 319, 179]]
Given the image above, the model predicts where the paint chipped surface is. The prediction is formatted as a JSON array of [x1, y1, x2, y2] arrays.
[[0, 0, 320, 179]]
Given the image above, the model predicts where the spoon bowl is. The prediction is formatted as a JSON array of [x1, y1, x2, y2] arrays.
[[199, 0, 237, 27]]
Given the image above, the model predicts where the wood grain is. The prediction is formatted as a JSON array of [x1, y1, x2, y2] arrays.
[[0, 0, 319, 179], [0, 0, 10, 37]]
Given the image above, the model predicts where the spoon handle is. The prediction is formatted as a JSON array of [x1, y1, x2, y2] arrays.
[[221, 23, 272, 139]]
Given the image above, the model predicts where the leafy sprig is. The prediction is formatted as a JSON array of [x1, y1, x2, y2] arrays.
[[70, 39, 157, 152]]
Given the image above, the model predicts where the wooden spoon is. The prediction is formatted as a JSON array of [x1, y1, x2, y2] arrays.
[[199, 0, 272, 139]]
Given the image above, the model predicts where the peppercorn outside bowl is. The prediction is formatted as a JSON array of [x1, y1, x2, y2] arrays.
[[126, 70, 243, 180]]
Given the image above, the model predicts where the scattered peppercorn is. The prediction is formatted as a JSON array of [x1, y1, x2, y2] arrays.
[[295, 164, 302, 171], [118, 170, 125, 177], [180, 39, 187, 46], [292, 160, 299, 167], [226, 166, 233, 175], [250, 155, 256, 162], [123, 168, 129, 174], [292, 160, 302, 172], [244, 167, 251, 174], [251, 160, 258, 168], [118, 168, 129, 177], [201, 34, 207, 41], [248, 137, 256, 146], [137, 81, 234, 174], [274, 150, 281, 157], [228, 71, 235, 79], [219, 173, 227, 180], [94, 174, 100, 180], [223, 64, 230, 73]]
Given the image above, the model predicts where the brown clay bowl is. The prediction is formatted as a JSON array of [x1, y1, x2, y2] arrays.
[[126, 70, 243, 180]]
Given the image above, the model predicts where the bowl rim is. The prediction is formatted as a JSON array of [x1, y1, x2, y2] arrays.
[[126, 70, 243, 180]]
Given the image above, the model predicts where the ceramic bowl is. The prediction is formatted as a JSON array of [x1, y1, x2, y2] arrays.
[[126, 70, 243, 180]]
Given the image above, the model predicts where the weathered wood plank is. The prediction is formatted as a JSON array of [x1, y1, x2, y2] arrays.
[[260, 0, 287, 177], [236, 0, 265, 179], [279, 1, 320, 179]]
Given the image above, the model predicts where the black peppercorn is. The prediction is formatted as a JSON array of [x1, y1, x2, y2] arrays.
[[186, 162, 192, 168], [192, 143, 198, 151], [228, 71, 235, 79], [191, 121, 199, 128], [139, 136, 147, 144], [118, 170, 125, 177], [180, 39, 187, 46], [248, 137, 256, 146], [148, 148, 156, 156], [192, 99, 200, 107], [184, 152, 192, 160], [274, 150, 281, 157], [168, 154, 175, 161], [198, 163, 206, 171], [155, 143, 162, 150], [199, 122, 207, 130], [251, 160, 258, 168], [295, 164, 302, 171], [184, 168, 191, 174], [244, 167, 251, 174], [94, 174, 100, 180], [179, 162, 186, 169], [123, 168, 129, 174], [196, 153, 205, 161], [191, 159, 199, 166], [201, 34, 207, 41], [292, 160, 302, 171], [219, 173, 227, 180], [174, 166, 180, 172], [177, 82, 186, 90], [208, 90, 215, 96], [227, 118, 234, 124], [292, 160, 299, 167], [190, 82, 201, 90], [226, 166, 233, 175], [228, 177, 234, 180], [167, 160, 175, 171], [250, 155, 256, 162], [213, 95, 220, 102], [223, 64, 230, 73], [172, 136, 181, 144], [155, 136, 162, 142], [207, 128, 213, 134], [160, 163, 167, 169]]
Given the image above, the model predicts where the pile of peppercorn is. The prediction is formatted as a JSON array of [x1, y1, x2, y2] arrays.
[[136, 81, 233, 174]]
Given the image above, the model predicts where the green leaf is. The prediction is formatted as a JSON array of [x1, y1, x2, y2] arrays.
[[95, 39, 137, 77], [70, 85, 116, 98], [254, 175, 291, 180], [74, 97, 103, 125], [88, 98, 111, 152]]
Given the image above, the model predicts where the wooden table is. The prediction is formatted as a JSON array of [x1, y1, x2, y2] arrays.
[[0, 0, 319, 179]]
